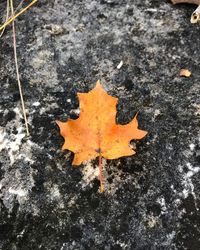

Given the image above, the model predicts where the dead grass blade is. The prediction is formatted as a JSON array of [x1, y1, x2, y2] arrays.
[[0, 0, 38, 32], [10, 0, 30, 136]]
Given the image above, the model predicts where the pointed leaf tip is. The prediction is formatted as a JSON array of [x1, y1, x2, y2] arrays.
[[95, 80, 105, 90], [94, 80, 108, 94], [96, 80, 101, 86], [55, 120, 61, 127]]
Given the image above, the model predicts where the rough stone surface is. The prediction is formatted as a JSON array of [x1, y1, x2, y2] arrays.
[[0, 0, 200, 249]]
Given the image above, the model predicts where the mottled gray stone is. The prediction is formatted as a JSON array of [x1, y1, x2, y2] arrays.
[[0, 0, 200, 249]]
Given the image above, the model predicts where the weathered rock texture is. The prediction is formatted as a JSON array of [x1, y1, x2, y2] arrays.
[[0, 0, 200, 249]]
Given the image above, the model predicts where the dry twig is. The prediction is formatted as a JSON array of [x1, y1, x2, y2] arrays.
[[0, 0, 38, 31], [0, 0, 10, 37], [10, 0, 30, 136], [0, 0, 37, 136]]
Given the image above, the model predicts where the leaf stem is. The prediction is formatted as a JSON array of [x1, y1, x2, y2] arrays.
[[99, 152, 104, 193]]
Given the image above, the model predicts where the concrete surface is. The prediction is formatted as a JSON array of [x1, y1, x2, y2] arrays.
[[0, 0, 200, 249]]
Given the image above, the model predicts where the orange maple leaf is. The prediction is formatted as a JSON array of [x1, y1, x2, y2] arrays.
[[56, 80, 147, 192]]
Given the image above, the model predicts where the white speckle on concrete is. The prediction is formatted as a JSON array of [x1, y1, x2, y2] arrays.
[[186, 162, 200, 174], [14, 107, 24, 119], [189, 143, 195, 151], [39, 107, 46, 115], [71, 108, 80, 116], [182, 189, 189, 198], [9, 188, 28, 197], [193, 103, 200, 116], [162, 231, 176, 246], [17, 153, 35, 164], [81, 161, 99, 187], [157, 196, 167, 213], [0, 127, 25, 165], [0, 128, 8, 151], [50, 184, 60, 198], [67, 196, 77, 207], [33, 102, 40, 107], [179, 162, 200, 200], [39, 102, 59, 115], [154, 109, 161, 118], [146, 215, 159, 228], [145, 8, 159, 13], [9, 132, 25, 153], [116, 241, 128, 249], [79, 218, 84, 225], [117, 60, 123, 69]]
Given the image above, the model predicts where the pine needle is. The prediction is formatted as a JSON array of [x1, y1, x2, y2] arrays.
[[0, 0, 10, 37], [10, 0, 30, 136], [0, 0, 38, 32], [0, 0, 26, 37]]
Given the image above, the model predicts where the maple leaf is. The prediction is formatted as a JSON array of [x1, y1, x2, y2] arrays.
[[56, 80, 147, 192]]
